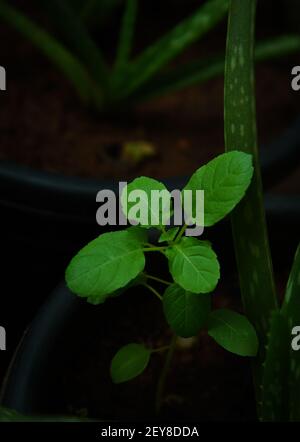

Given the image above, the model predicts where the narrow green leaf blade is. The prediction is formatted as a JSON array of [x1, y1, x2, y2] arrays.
[[282, 244, 300, 421], [165, 237, 220, 294], [163, 284, 211, 338], [114, 0, 138, 73], [66, 228, 146, 304], [121, 177, 171, 229], [208, 309, 259, 357], [224, 0, 278, 401], [260, 311, 290, 422], [0, 1, 96, 103], [110, 344, 151, 384], [184, 151, 253, 227], [134, 34, 300, 102], [40, 0, 108, 84], [115, 0, 229, 98]]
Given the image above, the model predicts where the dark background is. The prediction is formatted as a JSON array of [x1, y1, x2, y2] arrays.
[[0, 0, 299, 398]]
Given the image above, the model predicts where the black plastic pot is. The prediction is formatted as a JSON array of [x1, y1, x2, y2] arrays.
[[1, 194, 300, 418], [1, 116, 300, 256], [1, 119, 300, 396]]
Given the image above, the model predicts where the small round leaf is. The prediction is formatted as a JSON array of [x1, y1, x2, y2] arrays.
[[163, 284, 211, 338], [208, 309, 259, 357], [110, 344, 151, 384], [165, 237, 220, 294]]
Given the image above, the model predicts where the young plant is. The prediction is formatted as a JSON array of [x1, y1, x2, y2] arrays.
[[0, 0, 299, 111], [225, 0, 300, 421], [66, 150, 258, 412]]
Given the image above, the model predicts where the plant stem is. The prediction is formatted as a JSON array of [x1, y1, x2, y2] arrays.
[[175, 224, 187, 243], [224, 0, 278, 405], [142, 283, 163, 301], [155, 335, 177, 414], [144, 274, 172, 286]]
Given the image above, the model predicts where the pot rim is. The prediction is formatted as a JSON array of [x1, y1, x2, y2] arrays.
[[0, 116, 300, 216]]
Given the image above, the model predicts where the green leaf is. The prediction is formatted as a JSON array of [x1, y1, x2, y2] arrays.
[[133, 35, 300, 103], [66, 228, 146, 304], [0, 1, 100, 105], [89, 273, 147, 304], [208, 309, 259, 357], [165, 237, 220, 294], [40, 0, 108, 85], [158, 227, 179, 243], [183, 151, 253, 227], [114, 0, 138, 74], [121, 177, 171, 229], [163, 284, 211, 338], [224, 0, 278, 399], [110, 344, 151, 384], [260, 311, 290, 422], [282, 244, 300, 421], [114, 0, 229, 98], [0, 407, 95, 422]]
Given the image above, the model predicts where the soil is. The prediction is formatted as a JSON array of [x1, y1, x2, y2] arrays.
[[0, 3, 299, 182]]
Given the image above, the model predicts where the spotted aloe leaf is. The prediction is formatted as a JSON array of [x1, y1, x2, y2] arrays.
[[224, 0, 278, 402], [282, 244, 300, 421], [261, 311, 290, 422]]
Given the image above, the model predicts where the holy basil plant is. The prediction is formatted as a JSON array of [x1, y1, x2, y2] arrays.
[[66, 151, 258, 408]]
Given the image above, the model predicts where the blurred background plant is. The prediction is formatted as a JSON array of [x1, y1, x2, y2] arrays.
[[0, 0, 299, 113]]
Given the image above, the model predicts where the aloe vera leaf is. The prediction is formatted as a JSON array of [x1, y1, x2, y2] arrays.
[[39, 0, 108, 87], [113, 0, 229, 99], [114, 0, 138, 74], [0, 1, 99, 104], [282, 244, 300, 421], [133, 34, 300, 102], [224, 0, 278, 398], [260, 311, 290, 422]]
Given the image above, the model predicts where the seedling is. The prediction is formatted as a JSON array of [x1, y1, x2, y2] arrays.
[[66, 150, 259, 412], [0, 0, 299, 111]]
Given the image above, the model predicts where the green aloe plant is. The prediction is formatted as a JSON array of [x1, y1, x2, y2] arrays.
[[224, 0, 300, 422], [0, 0, 299, 111]]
